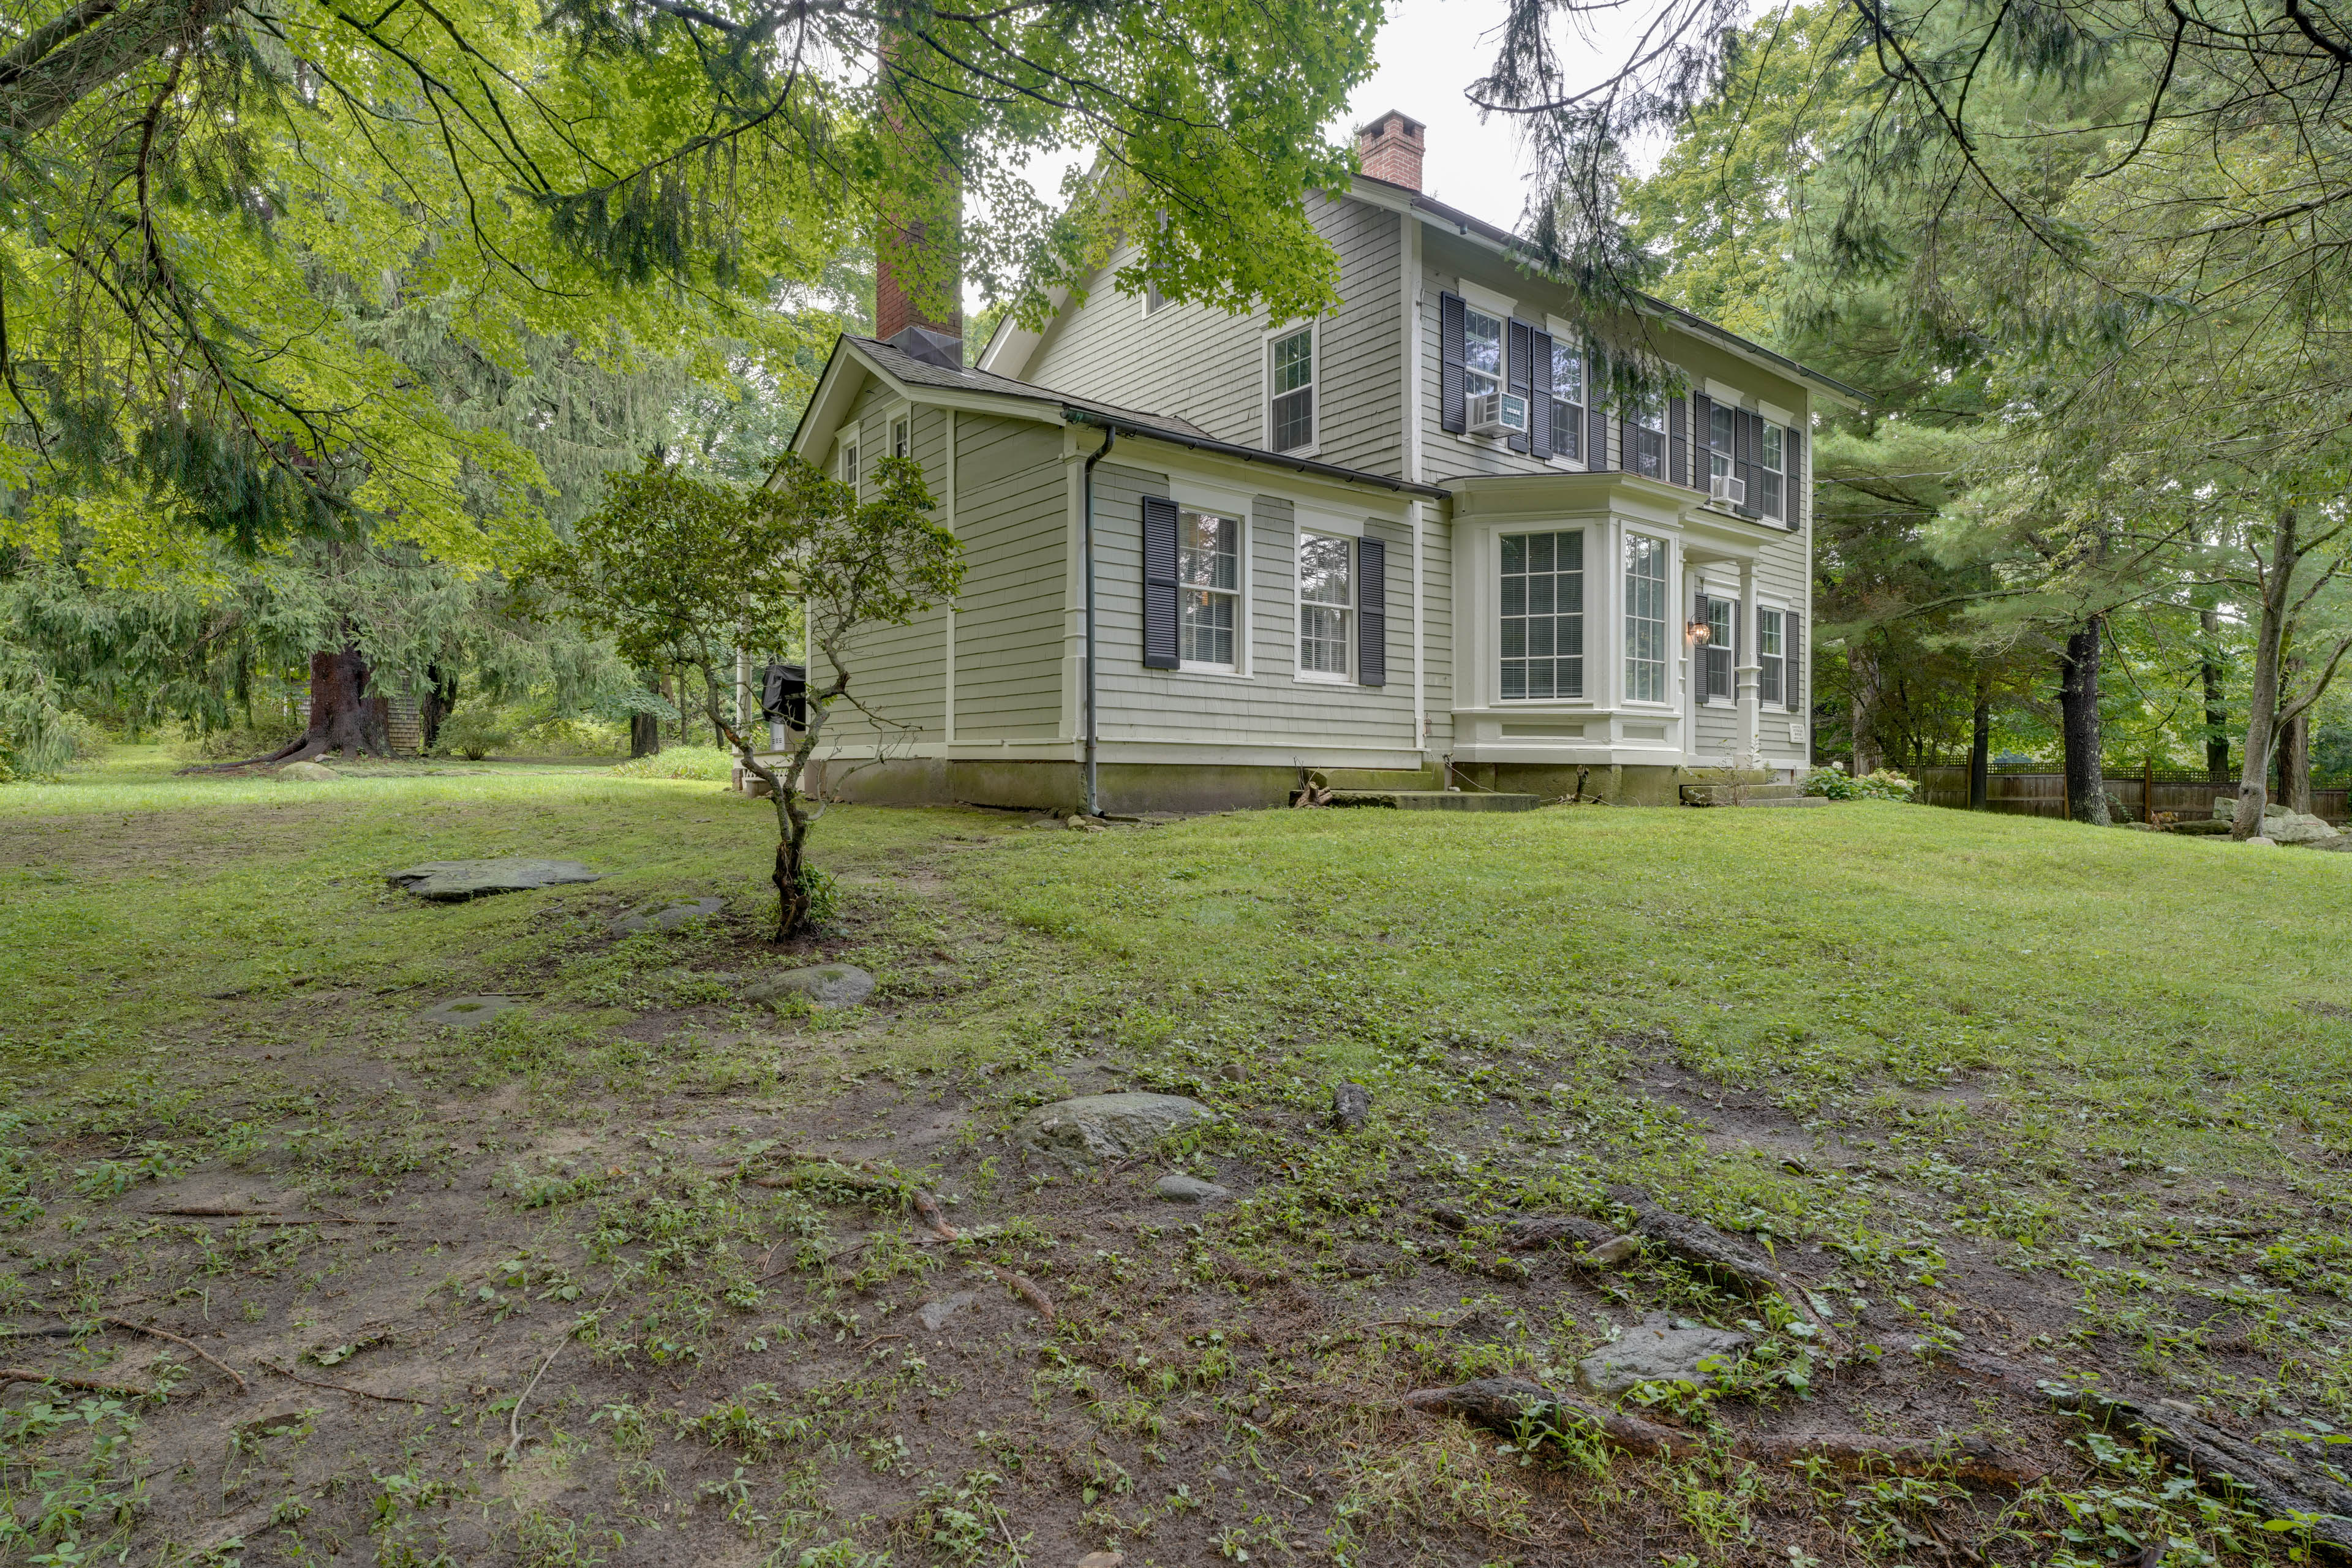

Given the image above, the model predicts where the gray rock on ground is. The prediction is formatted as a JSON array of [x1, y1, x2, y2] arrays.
[[2267, 811, 2340, 845], [419, 995, 522, 1028], [1582, 1234, 1643, 1267], [1015, 1091, 1213, 1163], [743, 963, 875, 1009], [1575, 1313, 1752, 1395], [1330, 1082, 1373, 1132], [916, 1290, 980, 1332], [386, 858, 601, 901], [610, 896, 725, 935], [277, 761, 339, 782], [1155, 1174, 1232, 1203]]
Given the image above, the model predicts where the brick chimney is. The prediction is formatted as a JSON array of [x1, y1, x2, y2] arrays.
[[875, 212, 963, 369], [1356, 110, 1425, 192]]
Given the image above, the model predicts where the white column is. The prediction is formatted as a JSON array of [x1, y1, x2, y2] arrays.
[[1737, 557, 1761, 767]]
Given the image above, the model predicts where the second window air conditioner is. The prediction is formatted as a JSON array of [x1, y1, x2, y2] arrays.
[[1710, 473, 1748, 506], [1467, 391, 1529, 437]]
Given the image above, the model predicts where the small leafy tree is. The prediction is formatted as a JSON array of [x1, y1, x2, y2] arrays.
[[527, 453, 960, 938]]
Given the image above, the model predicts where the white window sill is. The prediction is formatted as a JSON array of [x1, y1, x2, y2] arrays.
[[1294, 670, 1354, 685], [1177, 663, 1251, 679], [1271, 443, 1322, 459]]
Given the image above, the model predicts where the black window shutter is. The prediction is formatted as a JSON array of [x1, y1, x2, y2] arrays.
[[1733, 409, 1758, 517], [1619, 417, 1635, 478], [1142, 494, 1180, 670], [1528, 330, 1553, 461], [1505, 320, 1533, 454], [1439, 292, 1467, 435], [1785, 609, 1803, 710], [1668, 394, 1687, 488], [1586, 363, 1610, 470], [1357, 536, 1386, 687], [1783, 424, 1804, 529]]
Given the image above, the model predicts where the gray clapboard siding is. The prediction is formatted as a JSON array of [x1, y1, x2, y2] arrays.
[[822, 404, 951, 749], [1088, 467, 1422, 753], [948, 417, 1068, 740], [1026, 194, 1406, 473], [1422, 517, 1455, 748]]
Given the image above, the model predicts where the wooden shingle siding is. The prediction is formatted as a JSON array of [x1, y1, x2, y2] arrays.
[[1087, 467, 1422, 755], [946, 417, 1068, 741]]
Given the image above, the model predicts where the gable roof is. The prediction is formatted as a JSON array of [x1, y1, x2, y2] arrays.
[[978, 176, 1867, 411], [792, 335, 1447, 500]]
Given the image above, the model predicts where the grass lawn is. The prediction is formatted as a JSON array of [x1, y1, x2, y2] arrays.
[[2, 748, 2348, 1566]]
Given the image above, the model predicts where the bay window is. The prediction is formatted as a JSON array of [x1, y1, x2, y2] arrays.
[[1499, 531, 1583, 699], [1624, 535, 1668, 703]]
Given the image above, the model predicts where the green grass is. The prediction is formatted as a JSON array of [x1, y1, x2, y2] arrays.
[[3, 749, 2347, 1566]]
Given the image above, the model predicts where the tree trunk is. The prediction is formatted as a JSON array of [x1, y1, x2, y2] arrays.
[[1968, 674, 1990, 810], [1849, 643, 1882, 775], [2199, 608, 2230, 783], [2057, 617, 2109, 825], [419, 664, 458, 752], [203, 647, 387, 768], [2233, 507, 2298, 840], [2278, 657, 2312, 813], [630, 712, 662, 758]]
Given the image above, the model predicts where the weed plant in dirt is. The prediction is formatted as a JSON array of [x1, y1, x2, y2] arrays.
[[1, 753, 2348, 1566]]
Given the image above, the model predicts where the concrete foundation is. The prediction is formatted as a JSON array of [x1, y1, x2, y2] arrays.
[[796, 757, 1698, 813]]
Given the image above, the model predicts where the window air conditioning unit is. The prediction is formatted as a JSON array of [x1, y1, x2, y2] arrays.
[[1710, 473, 1747, 506], [1468, 391, 1529, 437]]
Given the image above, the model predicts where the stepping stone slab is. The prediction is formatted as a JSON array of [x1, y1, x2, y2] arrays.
[[1576, 1313, 1751, 1395], [609, 897, 725, 935], [917, 1290, 980, 1332], [419, 995, 522, 1029], [743, 963, 875, 1009], [1015, 1092, 1213, 1164], [386, 859, 601, 902], [1155, 1174, 1232, 1203]]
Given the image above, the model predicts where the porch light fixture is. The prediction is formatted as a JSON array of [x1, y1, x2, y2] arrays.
[[1685, 617, 1712, 646]]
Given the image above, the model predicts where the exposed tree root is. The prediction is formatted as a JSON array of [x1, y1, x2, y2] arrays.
[[258, 1357, 427, 1406], [95, 1314, 247, 1395], [982, 1264, 1054, 1321], [1404, 1377, 2041, 1487], [1, 1365, 151, 1397]]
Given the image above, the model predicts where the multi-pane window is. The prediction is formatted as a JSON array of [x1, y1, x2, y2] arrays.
[[1759, 608, 1785, 706], [1178, 510, 1240, 669], [891, 415, 910, 460], [1627, 399, 1666, 479], [1464, 306, 1504, 399], [1499, 531, 1583, 699], [840, 440, 859, 489], [1268, 327, 1315, 451], [1298, 533, 1353, 678], [1624, 535, 1668, 703], [1549, 342, 1583, 462], [1708, 405, 1735, 486], [1758, 423, 1785, 521], [1704, 596, 1735, 701]]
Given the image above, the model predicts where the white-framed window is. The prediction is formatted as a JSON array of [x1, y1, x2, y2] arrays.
[[1548, 341, 1583, 462], [890, 414, 910, 460], [1499, 530, 1583, 699], [1178, 508, 1241, 671], [839, 439, 859, 489], [1463, 304, 1504, 400], [1268, 325, 1315, 451], [1297, 532, 1353, 679], [1707, 404, 1735, 486], [1143, 281, 1167, 315], [1758, 606, 1785, 706], [1624, 535, 1669, 704], [1627, 397, 1666, 480], [1703, 595, 1735, 701], [1758, 423, 1785, 521]]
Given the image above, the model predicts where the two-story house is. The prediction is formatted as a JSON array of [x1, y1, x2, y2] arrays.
[[782, 110, 1863, 813]]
